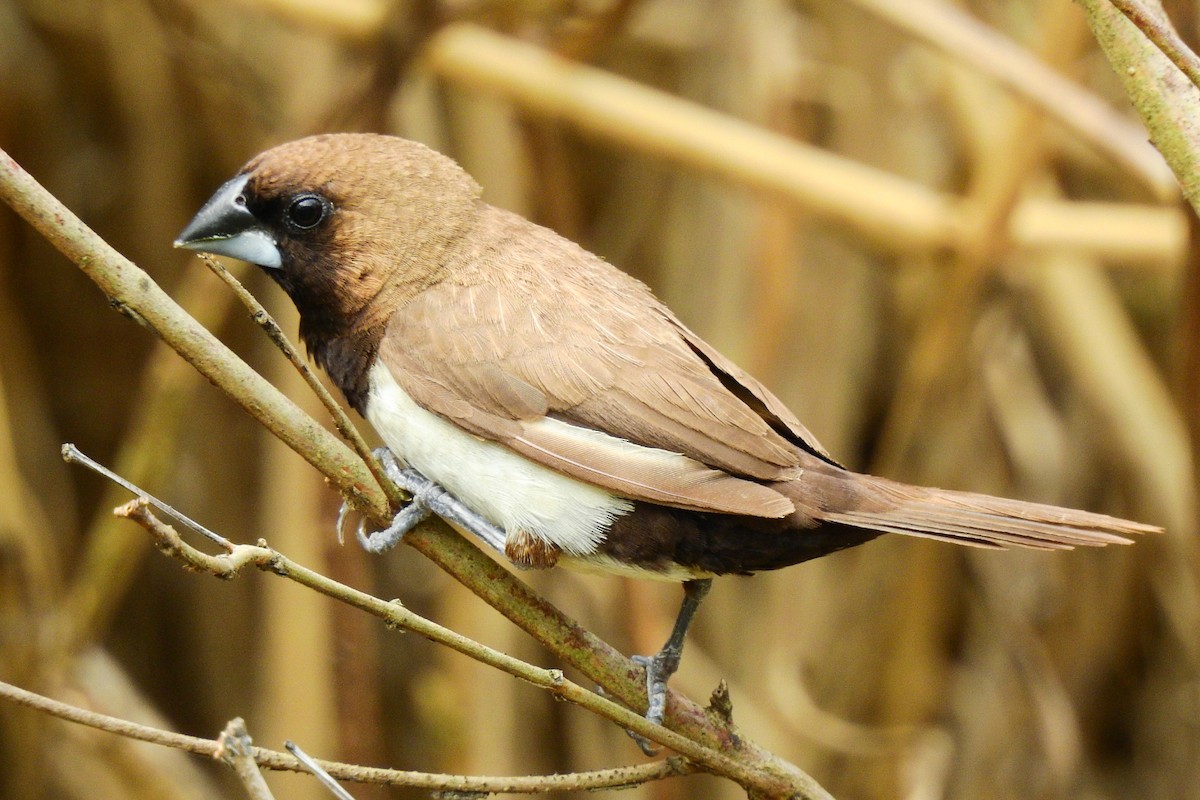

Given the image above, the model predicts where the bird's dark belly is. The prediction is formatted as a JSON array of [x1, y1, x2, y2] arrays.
[[596, 502, 882, 577]]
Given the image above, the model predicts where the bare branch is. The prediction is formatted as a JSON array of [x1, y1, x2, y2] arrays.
[[1105, 0, 1200, 91], [63, 443, 233, 550], [0, 679, 690, 793], [285, 741, 358, 800], [1080, 2, 1200, 219]]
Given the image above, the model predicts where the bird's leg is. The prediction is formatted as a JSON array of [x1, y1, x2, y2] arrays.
[[347, 448, 508, 556], [633, 578, 713, 728]]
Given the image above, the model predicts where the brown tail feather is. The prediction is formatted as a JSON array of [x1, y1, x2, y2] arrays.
[[820, 474, 1159, 550]]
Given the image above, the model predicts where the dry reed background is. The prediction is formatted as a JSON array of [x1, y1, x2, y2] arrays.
[[1, 0, 1198, 798]]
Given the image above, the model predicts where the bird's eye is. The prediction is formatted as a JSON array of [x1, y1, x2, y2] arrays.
[[285, 194, 329, 231]]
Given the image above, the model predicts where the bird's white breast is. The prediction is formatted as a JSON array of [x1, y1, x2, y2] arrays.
[[364, 362, 633, 556]]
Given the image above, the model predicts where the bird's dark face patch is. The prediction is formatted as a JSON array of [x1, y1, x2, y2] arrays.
[[234, 175, 356, 335], [241, 182, 333, 255]]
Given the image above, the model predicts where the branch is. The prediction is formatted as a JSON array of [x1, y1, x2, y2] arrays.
[[0, 679, 688, 794], [1105, 0, 1200, 91], [0, 146, 831, 797], [285, 742, 357, 800], [1080, 0, 1200, 216]]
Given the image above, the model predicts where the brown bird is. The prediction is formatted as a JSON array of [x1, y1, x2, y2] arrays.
[[176, 133, 1157, 728]]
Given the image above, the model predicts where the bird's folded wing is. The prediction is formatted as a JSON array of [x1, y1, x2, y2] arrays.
[[377, 277, 801, 518], [668, 317, 837, 464]]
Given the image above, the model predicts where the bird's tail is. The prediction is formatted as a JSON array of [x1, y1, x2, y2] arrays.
[[817, 472, 1159, 550]]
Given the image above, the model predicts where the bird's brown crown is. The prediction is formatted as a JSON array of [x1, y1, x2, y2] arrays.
[[240, 133, 483, 339]]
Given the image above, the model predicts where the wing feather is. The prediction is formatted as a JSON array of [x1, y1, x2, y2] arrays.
[[375, 205, 814, 517]]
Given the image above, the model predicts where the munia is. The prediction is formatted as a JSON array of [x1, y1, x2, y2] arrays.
[[178, 133, 1157, 727]]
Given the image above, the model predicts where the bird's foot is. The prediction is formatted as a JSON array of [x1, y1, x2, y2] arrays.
[[625, 647, 682, 756], [613, 637, 687, 756], [632, 646, 680, 730], [355, 494, 431, 553], [622, 578, 714, 753], [342, 448, 508, 555]]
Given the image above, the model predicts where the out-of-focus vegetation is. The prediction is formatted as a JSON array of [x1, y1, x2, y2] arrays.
[[1, 0, 1196, 798]]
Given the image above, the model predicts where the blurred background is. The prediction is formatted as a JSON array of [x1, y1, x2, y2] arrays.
[[1, 0, 1197, 798]]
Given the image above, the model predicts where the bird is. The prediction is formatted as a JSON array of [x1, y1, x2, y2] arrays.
[[176, 132, 1158, 729]]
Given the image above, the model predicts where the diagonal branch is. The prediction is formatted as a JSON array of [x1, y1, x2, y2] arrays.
[[1081, 0, 1200, 214], [1105, 0, 1200, 91]]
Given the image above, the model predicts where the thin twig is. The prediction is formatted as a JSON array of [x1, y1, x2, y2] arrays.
[[0, 679, 688, 793], [198, 254, 407, 511], [115, 499, 257, 573], [110, 493, 821, 794], [218, 719, 277, 800], [1106, 0, 1200, 90], [59, 257, 257, 655], [62, 443, 232, 550], [286, 741, 357, 800]]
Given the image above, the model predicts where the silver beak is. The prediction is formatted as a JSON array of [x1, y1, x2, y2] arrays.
[[175, 173, 282, 269]]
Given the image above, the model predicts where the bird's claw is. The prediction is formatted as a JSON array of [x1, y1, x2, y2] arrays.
[[335, 501, 354, 545], [633, 653, 672, 729], [345, 448, 509, 556], [357, 500, 432, 553], [596, 681, 661, 756], [605, 650, 677, 756], [335, 448, 433, 553]]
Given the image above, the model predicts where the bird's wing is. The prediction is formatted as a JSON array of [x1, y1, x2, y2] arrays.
[[376, 264, 806, 518], [667, 317, 838, 463]]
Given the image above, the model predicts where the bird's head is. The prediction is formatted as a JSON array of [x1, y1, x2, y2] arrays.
[[175, 133, 481, 339]]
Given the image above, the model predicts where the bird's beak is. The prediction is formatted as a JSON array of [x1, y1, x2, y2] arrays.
[[174, 173, 283, 269]]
